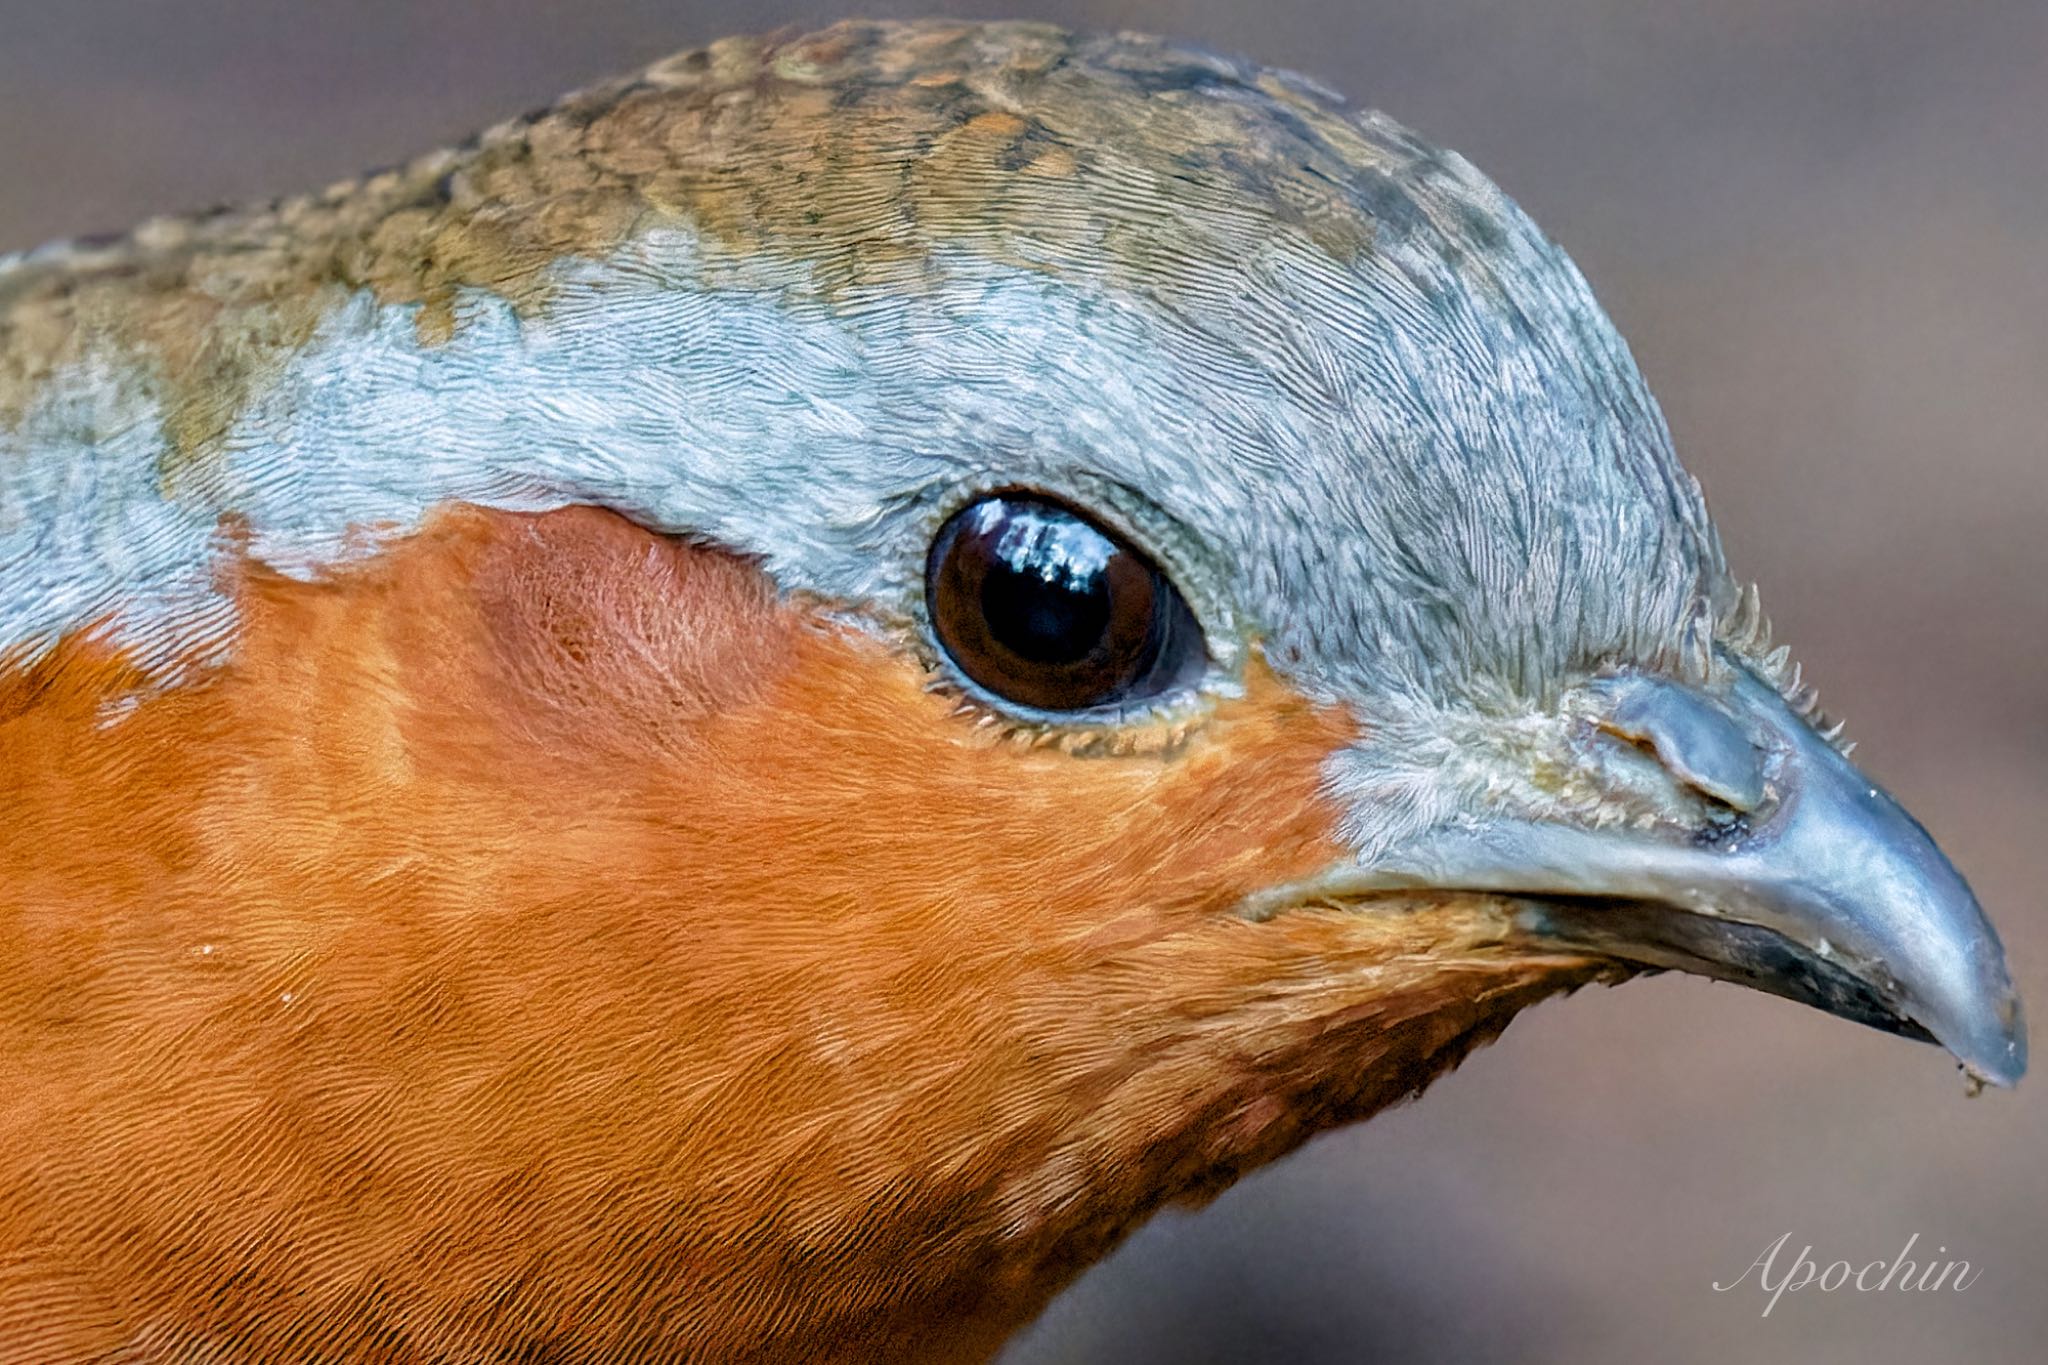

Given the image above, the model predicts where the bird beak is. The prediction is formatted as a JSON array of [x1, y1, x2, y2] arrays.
[[1260, 666, 2028, 1087]]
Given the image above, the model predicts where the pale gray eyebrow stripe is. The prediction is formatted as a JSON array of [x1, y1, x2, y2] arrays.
[[0, 232, 1240, 674], [1, 181, 1723, 724]]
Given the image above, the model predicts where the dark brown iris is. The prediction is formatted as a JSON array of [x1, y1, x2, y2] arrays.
[[925, 493, 1202, 713]]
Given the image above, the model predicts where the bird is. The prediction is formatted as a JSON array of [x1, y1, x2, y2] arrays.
[[0, 16, 2025, 1363]]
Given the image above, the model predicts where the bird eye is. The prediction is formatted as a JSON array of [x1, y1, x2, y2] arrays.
[[925, 493, 1204, 714]]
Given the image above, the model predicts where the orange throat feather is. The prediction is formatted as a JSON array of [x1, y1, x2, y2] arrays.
[[0, 504, 1604, 1361]]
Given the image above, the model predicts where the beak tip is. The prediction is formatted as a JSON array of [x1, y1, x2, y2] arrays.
[[1986, 991, 2026, 1087], [1939, 981, 2026, 1089]]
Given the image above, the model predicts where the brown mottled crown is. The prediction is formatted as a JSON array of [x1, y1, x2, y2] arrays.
[[0, 20, 1420, 456]]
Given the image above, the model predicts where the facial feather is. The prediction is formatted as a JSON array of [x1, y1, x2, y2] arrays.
[[0, 504, 1607, 1360], [1, 20, 1729, 729]]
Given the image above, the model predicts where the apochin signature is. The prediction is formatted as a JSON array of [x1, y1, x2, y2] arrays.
[[1714, 1232, 1981, 1316]]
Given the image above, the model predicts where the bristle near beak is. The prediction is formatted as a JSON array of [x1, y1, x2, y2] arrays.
[[1250, 665, 2026, 1087]]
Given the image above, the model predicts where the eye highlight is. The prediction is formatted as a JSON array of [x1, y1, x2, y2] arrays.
[[925, 493, 1204, 715]]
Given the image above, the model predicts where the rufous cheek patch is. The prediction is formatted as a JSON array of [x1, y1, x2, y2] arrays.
[[0, 502, 1592, 1363]]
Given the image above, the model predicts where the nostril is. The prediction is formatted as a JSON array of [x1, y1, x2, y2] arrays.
[[1593, 674, 1767, 813]]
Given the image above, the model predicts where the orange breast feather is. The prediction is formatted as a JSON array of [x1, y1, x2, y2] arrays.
[[0, 504, 1595, 1361]]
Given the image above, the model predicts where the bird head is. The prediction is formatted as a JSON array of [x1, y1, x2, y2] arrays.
[[0, 17, 2024, 1360]]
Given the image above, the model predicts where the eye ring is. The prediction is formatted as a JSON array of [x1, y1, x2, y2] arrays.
[[924, 491, 1206, 716]]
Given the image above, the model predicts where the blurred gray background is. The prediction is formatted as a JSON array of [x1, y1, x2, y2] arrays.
[[5, 2, 2041, 1361]]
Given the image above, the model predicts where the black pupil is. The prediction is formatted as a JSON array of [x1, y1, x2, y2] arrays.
[[979, 536, 1113, 666], [927, 493, 1198, 714]]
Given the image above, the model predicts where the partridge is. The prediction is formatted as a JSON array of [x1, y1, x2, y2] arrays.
[[0, 19, 2024, 1364]]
